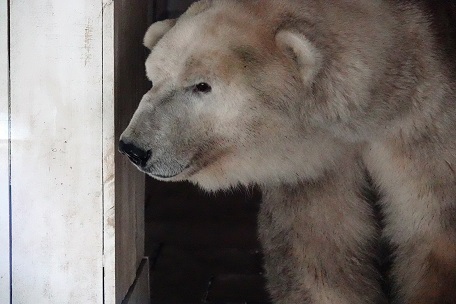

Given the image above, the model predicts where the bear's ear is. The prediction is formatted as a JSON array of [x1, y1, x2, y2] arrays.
[[182, 0, 213, 18], [143, 19, 177, 50], [276, 31, 322, 85]]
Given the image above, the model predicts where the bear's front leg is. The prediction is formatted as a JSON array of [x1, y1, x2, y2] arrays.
[[364, 140, 456, 304], [258, 158, 385, 304]]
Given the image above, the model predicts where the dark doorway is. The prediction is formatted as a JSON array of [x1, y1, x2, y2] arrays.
[[145, 180, 268, 303]]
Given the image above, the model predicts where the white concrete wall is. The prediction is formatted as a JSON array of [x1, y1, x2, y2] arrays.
[[9, 1, 104, 303], [0, 1, 11, 303], [1, 1, 148, 303]]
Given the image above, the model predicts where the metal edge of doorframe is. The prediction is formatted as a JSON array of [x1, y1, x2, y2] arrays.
[[0, 0, 12, 302]]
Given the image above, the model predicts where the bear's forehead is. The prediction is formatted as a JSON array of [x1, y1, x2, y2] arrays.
[[146, 8, 275, 84], [146, 39, 232, 83]]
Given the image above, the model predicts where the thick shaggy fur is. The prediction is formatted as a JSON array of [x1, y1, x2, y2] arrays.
[[120, 1, 456, 303]]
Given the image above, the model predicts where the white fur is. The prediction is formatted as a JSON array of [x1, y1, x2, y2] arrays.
[[121, 1, 456, 303], [143, 19, 176, 50], [276, 31, 322, 85]]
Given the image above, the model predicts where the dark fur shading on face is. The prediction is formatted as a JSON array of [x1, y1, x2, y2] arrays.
[[185, 138, 233, 177], [155, 89, 178, 107], [230, 45, 263, 69]]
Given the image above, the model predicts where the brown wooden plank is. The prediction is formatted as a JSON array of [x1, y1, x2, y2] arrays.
[[114, 0, 149, 302], [122, 259, 150, 304]]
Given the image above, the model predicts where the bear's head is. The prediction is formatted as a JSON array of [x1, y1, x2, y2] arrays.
[[120, 0, 348, 190]]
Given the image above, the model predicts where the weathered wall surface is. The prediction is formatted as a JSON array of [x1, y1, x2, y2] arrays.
[[9, 1, 104, 302]]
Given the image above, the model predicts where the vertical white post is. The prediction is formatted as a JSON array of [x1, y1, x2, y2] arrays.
[[9, 1, 104, 303], [102, 0, 116, 303], [0, 1, 11, 302]]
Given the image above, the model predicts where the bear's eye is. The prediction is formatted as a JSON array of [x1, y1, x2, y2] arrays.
[[194, 82, 212, 93]]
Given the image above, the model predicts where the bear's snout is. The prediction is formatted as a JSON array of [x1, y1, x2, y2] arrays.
[[118, 140, 152, 168]]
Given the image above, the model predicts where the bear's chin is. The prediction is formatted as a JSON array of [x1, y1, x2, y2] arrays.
[[186, 169, 245, 192]]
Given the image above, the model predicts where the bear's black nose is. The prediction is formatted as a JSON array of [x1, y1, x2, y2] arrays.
[[118, 140, 151, 167]]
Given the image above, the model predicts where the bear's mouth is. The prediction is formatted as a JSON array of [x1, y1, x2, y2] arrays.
[[145, 163, 191, 180], [148, 172, 181, 179]]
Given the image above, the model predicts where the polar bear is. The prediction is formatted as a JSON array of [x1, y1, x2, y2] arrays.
[[119, 1, 456, 303]]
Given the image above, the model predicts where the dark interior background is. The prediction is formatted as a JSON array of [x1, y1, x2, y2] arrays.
[[142, 1, 456, 303]]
